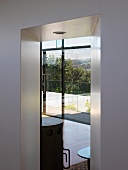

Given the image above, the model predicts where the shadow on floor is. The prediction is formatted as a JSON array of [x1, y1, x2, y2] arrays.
[[52, 112, 90, 125]]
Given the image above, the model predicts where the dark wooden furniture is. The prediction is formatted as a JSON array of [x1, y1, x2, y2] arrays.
[[41, 117, 63, 170]]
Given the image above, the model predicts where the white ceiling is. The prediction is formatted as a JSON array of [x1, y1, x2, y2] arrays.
[[23, 15, 99, 42]]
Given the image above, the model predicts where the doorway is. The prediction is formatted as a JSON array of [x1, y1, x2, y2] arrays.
[[41, 37, 91, 168]]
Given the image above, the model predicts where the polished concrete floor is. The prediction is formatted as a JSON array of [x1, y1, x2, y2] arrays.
[[63, 119, 90, 166], [42, 116, 90, 167]]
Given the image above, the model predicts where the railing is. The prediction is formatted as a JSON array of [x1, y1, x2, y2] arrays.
[[41, 80, 90, 95], [41, 91, 90, 113]]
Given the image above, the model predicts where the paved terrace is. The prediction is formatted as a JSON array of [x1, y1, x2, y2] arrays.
[[42, 92, 91, 124]]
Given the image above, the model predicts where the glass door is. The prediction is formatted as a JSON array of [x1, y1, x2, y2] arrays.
[[63, 48, 91, 168], [64, 48, 91, 124], [42, 39, 91, 123], [42, 50, 62, 118]]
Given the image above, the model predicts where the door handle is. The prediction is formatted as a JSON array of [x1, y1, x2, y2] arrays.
[[42, 74, 45, 94], [63, 148, 70, 169]]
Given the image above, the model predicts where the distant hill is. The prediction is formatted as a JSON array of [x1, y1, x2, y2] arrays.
[[71, 58, 91, 70]]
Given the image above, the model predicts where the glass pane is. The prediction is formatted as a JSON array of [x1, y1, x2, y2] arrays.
[[45, 50, 62, 117], [64, 36, 91, 47], [63, 48, 91, 168], [42, 40, 56, 49], [56, 40, 62, 48]]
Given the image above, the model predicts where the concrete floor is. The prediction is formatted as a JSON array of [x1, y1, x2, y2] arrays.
[[63, 119, 90, 166], [45, 105, 90, 124]]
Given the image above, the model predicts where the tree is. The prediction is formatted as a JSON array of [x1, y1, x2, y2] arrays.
[[42, 55, 91, 94]]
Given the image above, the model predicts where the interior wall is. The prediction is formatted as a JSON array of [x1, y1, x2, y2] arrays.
[[91, 19, 101, 170], [21, 31, 40, 170], [101, 1, 128, 169], [1, 0, 128, 170], [0, 1, 99, 169]]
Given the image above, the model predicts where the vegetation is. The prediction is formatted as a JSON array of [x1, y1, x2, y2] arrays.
[[42, 55, 91, 95], [64, 103, 76, 111], [85, 100, 91, 113]]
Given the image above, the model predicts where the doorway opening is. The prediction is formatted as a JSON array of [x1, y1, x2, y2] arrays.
[[41, 36, 91, 168]]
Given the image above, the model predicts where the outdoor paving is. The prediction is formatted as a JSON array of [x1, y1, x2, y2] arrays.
[[45, 106, 90, 125]]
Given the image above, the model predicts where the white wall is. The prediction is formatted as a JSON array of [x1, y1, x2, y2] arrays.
[[0, 0, 128, 170], [101, 1, 128, 169], [21, 31, 40, 170], [91, 19, 101, 170]]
